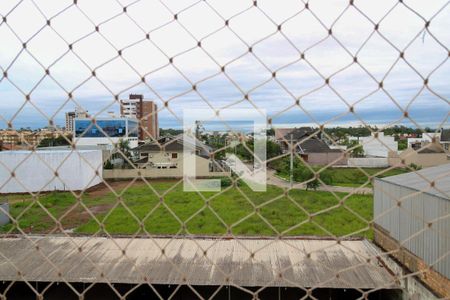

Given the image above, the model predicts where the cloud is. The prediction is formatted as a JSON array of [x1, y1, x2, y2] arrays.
[[0, 0, 449, 130]]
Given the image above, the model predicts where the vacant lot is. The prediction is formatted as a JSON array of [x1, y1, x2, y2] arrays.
[[276, 166, 409, 188], [1, 180, 373, 238], [327, 167, 409, 187]]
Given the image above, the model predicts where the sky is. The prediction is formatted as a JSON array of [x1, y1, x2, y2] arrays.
[[0, 0, 449, 130]]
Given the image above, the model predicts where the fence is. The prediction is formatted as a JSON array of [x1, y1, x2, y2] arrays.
[[348, 157, 389, 168], [0, 0, 449, 299], [103, 168, 229, 179]]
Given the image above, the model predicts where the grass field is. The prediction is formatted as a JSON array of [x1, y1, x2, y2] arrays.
[[0, 181, 373, 239], [327, 167, 409, 187], [277, 167, 409, 187]]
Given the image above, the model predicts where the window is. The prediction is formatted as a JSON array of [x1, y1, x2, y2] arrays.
[[171, 153, 178, 159]]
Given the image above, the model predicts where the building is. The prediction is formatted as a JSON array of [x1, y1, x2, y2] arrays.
[[120, 94, 159, 140], [73, 117, 139, 148], [440, 129, 450, 152], [374, 164, 450, 298], [388, 142, 448, 168], [124, 135, 228, 179], [0, 129, 66, 148], [407, 132, 440, 150], [274, 127, 313, 153], [0, 236, 403, 299], [0, 150, 103, 193], [65, 111, 75, 133], [350, 132, 398, 158], [275, 128, 347, 166], [65, 108, 90, 133]]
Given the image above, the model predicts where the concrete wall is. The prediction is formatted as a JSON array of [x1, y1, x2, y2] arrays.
[[374, 179, 450, 298], [0, 150, 103, 193], [307, 152, 347, 166], [348, 157, 389, 168], [74, 137, 139, 149], [104, 169, 229, 179], [388, 149, 448, 168]]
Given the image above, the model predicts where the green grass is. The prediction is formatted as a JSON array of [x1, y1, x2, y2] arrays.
[[1, 182, 373, 239], [327, 167, 409, 187], [276, 167, 409, 187]]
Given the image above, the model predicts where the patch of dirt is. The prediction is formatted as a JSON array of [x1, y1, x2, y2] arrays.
[[59, 203, 115, 231]]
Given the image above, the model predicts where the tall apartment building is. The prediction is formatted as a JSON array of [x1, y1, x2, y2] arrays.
[[65, 108, 89, 134], [120, 94, 159, 140], [65, 111, 75, 133]]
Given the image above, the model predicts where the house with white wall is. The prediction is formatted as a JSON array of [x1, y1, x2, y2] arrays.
[[407, 132, 439, 150], [131, 135, 229, 177], [350, 132, 397, 158]]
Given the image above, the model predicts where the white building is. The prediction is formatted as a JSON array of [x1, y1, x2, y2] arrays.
[[0, 150, 103, 193], [73, 117, 139, 148], [407, 132, 440, 150], [350, 132, 398, 158]]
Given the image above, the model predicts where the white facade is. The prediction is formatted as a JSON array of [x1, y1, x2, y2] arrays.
[[0, 150, 103, 193], [74, 136, 138, 149], [120, 99, 138, 118], [350, 132, 398, 157], [407, 132, 440, 149]]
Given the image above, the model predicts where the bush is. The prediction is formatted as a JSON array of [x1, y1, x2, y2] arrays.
[[409, 163, 422, 171], [220, 177, 233, 187], [319, 170, 333, 185], [292, 167, 333, 190], [104, 160, 113, 170]]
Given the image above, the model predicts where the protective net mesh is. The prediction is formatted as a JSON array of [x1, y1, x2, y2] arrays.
[[0, 0, 449, 299]]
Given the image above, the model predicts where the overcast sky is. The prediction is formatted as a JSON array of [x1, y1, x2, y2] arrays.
[[0, 0, 449, 130]]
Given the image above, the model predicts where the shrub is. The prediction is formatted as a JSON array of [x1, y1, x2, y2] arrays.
[[220, 177, 233, 187], [409, 163, 422, 171], [319, 170, 333, 185], [104, 160, 113, 170]]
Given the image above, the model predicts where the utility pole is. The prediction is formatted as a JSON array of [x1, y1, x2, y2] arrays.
[[290, 134, 293, 189]]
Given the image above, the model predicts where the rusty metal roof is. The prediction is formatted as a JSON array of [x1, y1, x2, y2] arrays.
[[0, 236, 398, 289]]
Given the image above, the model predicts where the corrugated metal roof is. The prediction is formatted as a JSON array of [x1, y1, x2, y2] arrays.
[[0, 236, 398, 289], [376, 163, 450, 200]]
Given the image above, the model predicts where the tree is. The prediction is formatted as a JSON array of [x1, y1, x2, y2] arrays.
[[398, 139, 407, 150], [266, 140, 282, 159], [115, 139, 133, 168], [293, 166, 333, 190], [38, 135, 72, 147], [347, 140, 364, 157]]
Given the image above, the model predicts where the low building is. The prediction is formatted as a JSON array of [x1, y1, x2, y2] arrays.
[[350, 132, 398, 158], [440, 129, 450, 152], [275, 128, 346, 166], [407, 132, 439, 150], [388, 142, 447, 168], [127, 135, 228, 178], [73, 117, 139, 148], [374, 164, 450, 298], [274, 127, 313, 153], [0, 150, 103, 193], [296, 138, 347, 166], [0, 129, 66, 148]]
